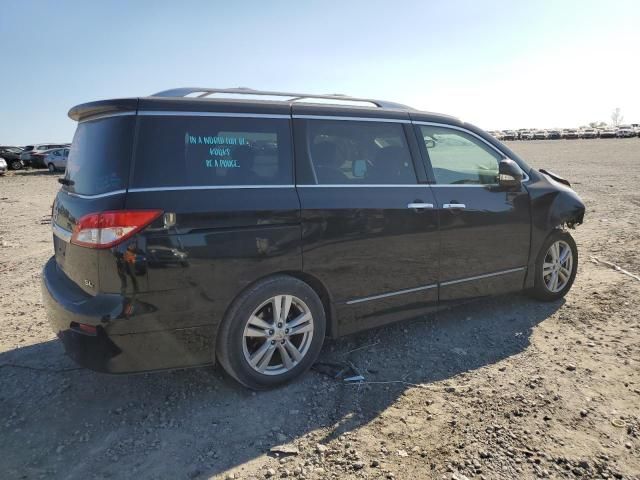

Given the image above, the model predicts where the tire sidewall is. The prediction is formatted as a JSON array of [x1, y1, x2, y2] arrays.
[[534, 230, 578, 301], [217, 276, 326, 389]]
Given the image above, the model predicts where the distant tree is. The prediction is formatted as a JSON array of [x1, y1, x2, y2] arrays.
[[611, 108, 624, 126], [589, 121, 607, 128]]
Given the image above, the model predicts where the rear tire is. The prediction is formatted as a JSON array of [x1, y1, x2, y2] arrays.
[[10, 160, 23, 170], [530, 230, 578, 301], [216, 275, 326, 390], [47, 163, 56, 173]]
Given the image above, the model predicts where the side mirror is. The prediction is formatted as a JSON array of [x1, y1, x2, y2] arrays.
[[498, 159, 523, 188]]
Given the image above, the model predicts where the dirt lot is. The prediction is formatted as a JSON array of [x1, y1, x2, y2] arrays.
[[1, 139, 639, 480]]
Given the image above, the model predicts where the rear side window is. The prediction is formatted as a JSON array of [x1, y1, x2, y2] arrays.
[[305, 120, 416, 185], [132, 116, 293, 188], [63, 116, 135, 195]]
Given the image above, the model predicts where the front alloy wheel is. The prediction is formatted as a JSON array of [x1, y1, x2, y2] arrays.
[[531, 230, 578, 301], [542, 240, 573, 293]]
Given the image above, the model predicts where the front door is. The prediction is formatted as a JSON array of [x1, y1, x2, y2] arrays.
[[414, 123, 531, 302], [293, 111, 440, 336]]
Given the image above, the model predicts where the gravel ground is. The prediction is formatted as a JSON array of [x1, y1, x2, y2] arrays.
[[1, 139, 639, 480]]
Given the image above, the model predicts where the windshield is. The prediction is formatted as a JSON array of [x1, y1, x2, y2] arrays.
[[63, 116, 134, 195]]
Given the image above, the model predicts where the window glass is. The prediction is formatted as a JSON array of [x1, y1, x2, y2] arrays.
[[63, 116, 134, 195], [306, 120, 416, 185], [419, 126, 502, 185], [133, 116, 292, 187]]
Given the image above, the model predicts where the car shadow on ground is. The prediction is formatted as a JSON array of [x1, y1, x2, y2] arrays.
[[0, 293, 563, 479]]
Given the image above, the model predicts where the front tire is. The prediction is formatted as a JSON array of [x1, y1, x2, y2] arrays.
[[47, 163, 56, 173], [530, 230, 578, 301], [10, 160, 23, 170], [216, 275, 326, 390]]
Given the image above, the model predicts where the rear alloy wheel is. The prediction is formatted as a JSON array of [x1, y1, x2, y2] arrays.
[[47, 163, 56, 173], [216, 275, 326, 389], [10, 160, 23, 170], [530, 230, 578, 301]]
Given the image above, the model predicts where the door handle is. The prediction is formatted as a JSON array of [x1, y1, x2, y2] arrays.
[[443, 203, 466, 209], [407, 202, 434, 209]]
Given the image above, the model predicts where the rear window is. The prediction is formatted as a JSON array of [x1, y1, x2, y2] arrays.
[[132, 116, 292, 188], [63, 116, 134, 195]]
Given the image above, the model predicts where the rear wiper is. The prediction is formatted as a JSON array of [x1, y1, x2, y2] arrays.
[[58, 178, 75, 186]]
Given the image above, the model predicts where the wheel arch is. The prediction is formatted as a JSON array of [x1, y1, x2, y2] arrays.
[[215, 270, 337, 348]]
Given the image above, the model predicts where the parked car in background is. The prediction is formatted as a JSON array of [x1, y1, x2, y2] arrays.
[[580, 128, 598, 139], [562, 129, 580, 139], [21, 143, 69, 167], [0, 146, 24, 170], [599, 128, 617, 139], [616, 125, 635, 138], [519, 130, 535, 140], [501, 130, 517, 141], [43, 147, 69, 172], [42, 87, 585, 389], [547, 130, 562, 140], [0, 157, 7, 175], [533, 130, 548, 140]]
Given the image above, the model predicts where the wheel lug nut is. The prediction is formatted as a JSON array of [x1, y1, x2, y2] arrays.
[[285, 328, 289, 334], [271, 340, 276, 345], [277, 323, 283, 328], [269, 329, 274, 335], [281, 339, 286, 344]]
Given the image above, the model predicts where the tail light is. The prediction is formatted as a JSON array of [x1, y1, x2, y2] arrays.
[[71, 210, 163, 249]]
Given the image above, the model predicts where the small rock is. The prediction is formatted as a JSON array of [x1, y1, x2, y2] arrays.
[[315, 443, 328, 454], [580, 409, 588, 418], [566, 364, 576, 371], [265, 468, 276, 478], [397, 449, 409, 457], [352, 461, 365, 470]]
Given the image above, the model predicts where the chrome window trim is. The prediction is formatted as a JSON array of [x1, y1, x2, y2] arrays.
[[296, 184, 426, 188], [292, 114, 410, 124], [137, 111, 290, 119], [412, 121, 530, 183], [52, 223, 72, 243], [440, 267, 526, 287], [61, 188, 127, 199], [346, 283, 437, 305], [79, 111, 136, 123], [128, 185, 294, 193]]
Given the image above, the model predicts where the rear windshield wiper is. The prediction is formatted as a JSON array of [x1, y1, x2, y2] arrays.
[[58, 178, 75, 186]]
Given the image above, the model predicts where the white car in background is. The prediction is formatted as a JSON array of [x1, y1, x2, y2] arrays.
[[580, 128, 598, 139], [616, 125, 635, 138], [0, 157, 7, 175], [43, 147, 70, 172]]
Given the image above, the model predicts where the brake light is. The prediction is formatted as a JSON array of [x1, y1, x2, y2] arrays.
[[71, 210, 163, 249]]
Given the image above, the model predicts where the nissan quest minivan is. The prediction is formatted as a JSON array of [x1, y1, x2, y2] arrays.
[[42, 87, 585, 389]]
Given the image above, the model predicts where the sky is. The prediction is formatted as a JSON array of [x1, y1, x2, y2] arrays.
[[1, 0, 639, 145]]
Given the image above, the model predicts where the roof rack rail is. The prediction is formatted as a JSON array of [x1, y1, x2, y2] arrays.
[[150, 87, 413, 111]]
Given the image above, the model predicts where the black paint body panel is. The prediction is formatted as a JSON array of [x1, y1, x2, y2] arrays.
[[42, 95, 585, 374]]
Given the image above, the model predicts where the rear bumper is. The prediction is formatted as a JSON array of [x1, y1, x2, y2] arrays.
[[41, 257, 215, 373]]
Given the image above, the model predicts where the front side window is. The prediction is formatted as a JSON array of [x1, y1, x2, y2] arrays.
[[306, 120, 416, 185], [133, 116, 292, 188], [418, 125, 502, 185]]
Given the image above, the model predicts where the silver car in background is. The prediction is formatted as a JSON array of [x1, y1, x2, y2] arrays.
[[43, 147, 69, 172], [20, 143, 69, 167], [0, 157, 7, 175]]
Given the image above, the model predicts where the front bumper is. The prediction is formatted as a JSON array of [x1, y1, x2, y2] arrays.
[[41, 257, 215, 373]]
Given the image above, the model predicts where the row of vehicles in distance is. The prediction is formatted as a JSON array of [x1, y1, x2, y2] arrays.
[[0, 143, 70, 172], [489, 125, 640, 141]]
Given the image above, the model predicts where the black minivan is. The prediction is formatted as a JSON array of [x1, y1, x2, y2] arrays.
[[42, 88, 585, 389]]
